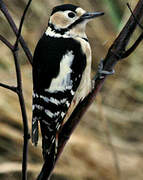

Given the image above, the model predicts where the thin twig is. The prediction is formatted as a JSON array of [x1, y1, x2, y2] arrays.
[[0, 0, 33, 65], [37, 0, 143, 179], [121, 32, 143, 58], [12, 1, 32, 179], [14, 0, 32, 49], [12, 49, 30, 180], [0, 35, 13, 50], [0, 83, 17, 92], [127, 3, 143, 30], [120, 3, 143, 58]]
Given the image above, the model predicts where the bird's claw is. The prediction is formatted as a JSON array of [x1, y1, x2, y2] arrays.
[[96, 59, 115, 79]]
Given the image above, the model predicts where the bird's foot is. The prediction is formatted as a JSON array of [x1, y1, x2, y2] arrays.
[[96, 59, 115, 79]]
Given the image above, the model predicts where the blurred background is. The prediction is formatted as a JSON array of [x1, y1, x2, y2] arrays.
[[0, 0, 143, 179]]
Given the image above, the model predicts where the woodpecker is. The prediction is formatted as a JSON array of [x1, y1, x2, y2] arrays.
[[32, 4, 104, 160]]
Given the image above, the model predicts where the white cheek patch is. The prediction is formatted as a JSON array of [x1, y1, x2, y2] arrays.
[[50, 11, 74, 29]]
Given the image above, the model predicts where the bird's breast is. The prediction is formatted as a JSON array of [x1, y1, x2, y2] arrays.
[[73, 36, 92, 102], [74, 36, 91, 61]]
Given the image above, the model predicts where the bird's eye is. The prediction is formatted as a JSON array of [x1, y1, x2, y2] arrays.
[[68, 12, 76, 18]]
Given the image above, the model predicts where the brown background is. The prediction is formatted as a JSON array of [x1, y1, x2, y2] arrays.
[[0, 0, 143, 179]]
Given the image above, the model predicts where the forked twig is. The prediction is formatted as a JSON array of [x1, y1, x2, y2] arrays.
[[0, 0, 33, 65], [0, 82, 17, 92], [0, 0, 32, 180], [121, 3, 143, 58], [14, 0, 32, 48]]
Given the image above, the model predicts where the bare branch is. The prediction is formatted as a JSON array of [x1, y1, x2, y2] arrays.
[[0, 0, 33, 65], [0, 0, 32, 179], [11, 1, 32, 179]]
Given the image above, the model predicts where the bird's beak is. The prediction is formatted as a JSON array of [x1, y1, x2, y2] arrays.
[[81, 11, 104, 20]]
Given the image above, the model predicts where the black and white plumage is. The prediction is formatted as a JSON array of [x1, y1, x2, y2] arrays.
[[32, 4, 104, 159]]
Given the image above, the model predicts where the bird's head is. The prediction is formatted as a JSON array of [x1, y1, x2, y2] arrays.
[[48, 4, 104, 37]]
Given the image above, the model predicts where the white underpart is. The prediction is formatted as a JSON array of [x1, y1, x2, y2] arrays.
[[47, 51, 74, 93]]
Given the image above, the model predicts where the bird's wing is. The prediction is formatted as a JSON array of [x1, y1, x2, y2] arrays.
[[32, 33, 86, 157]]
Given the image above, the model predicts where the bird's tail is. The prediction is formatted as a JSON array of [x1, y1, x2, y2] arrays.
[[42, 132, 58, 161], [40, 139, 58, 179]]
